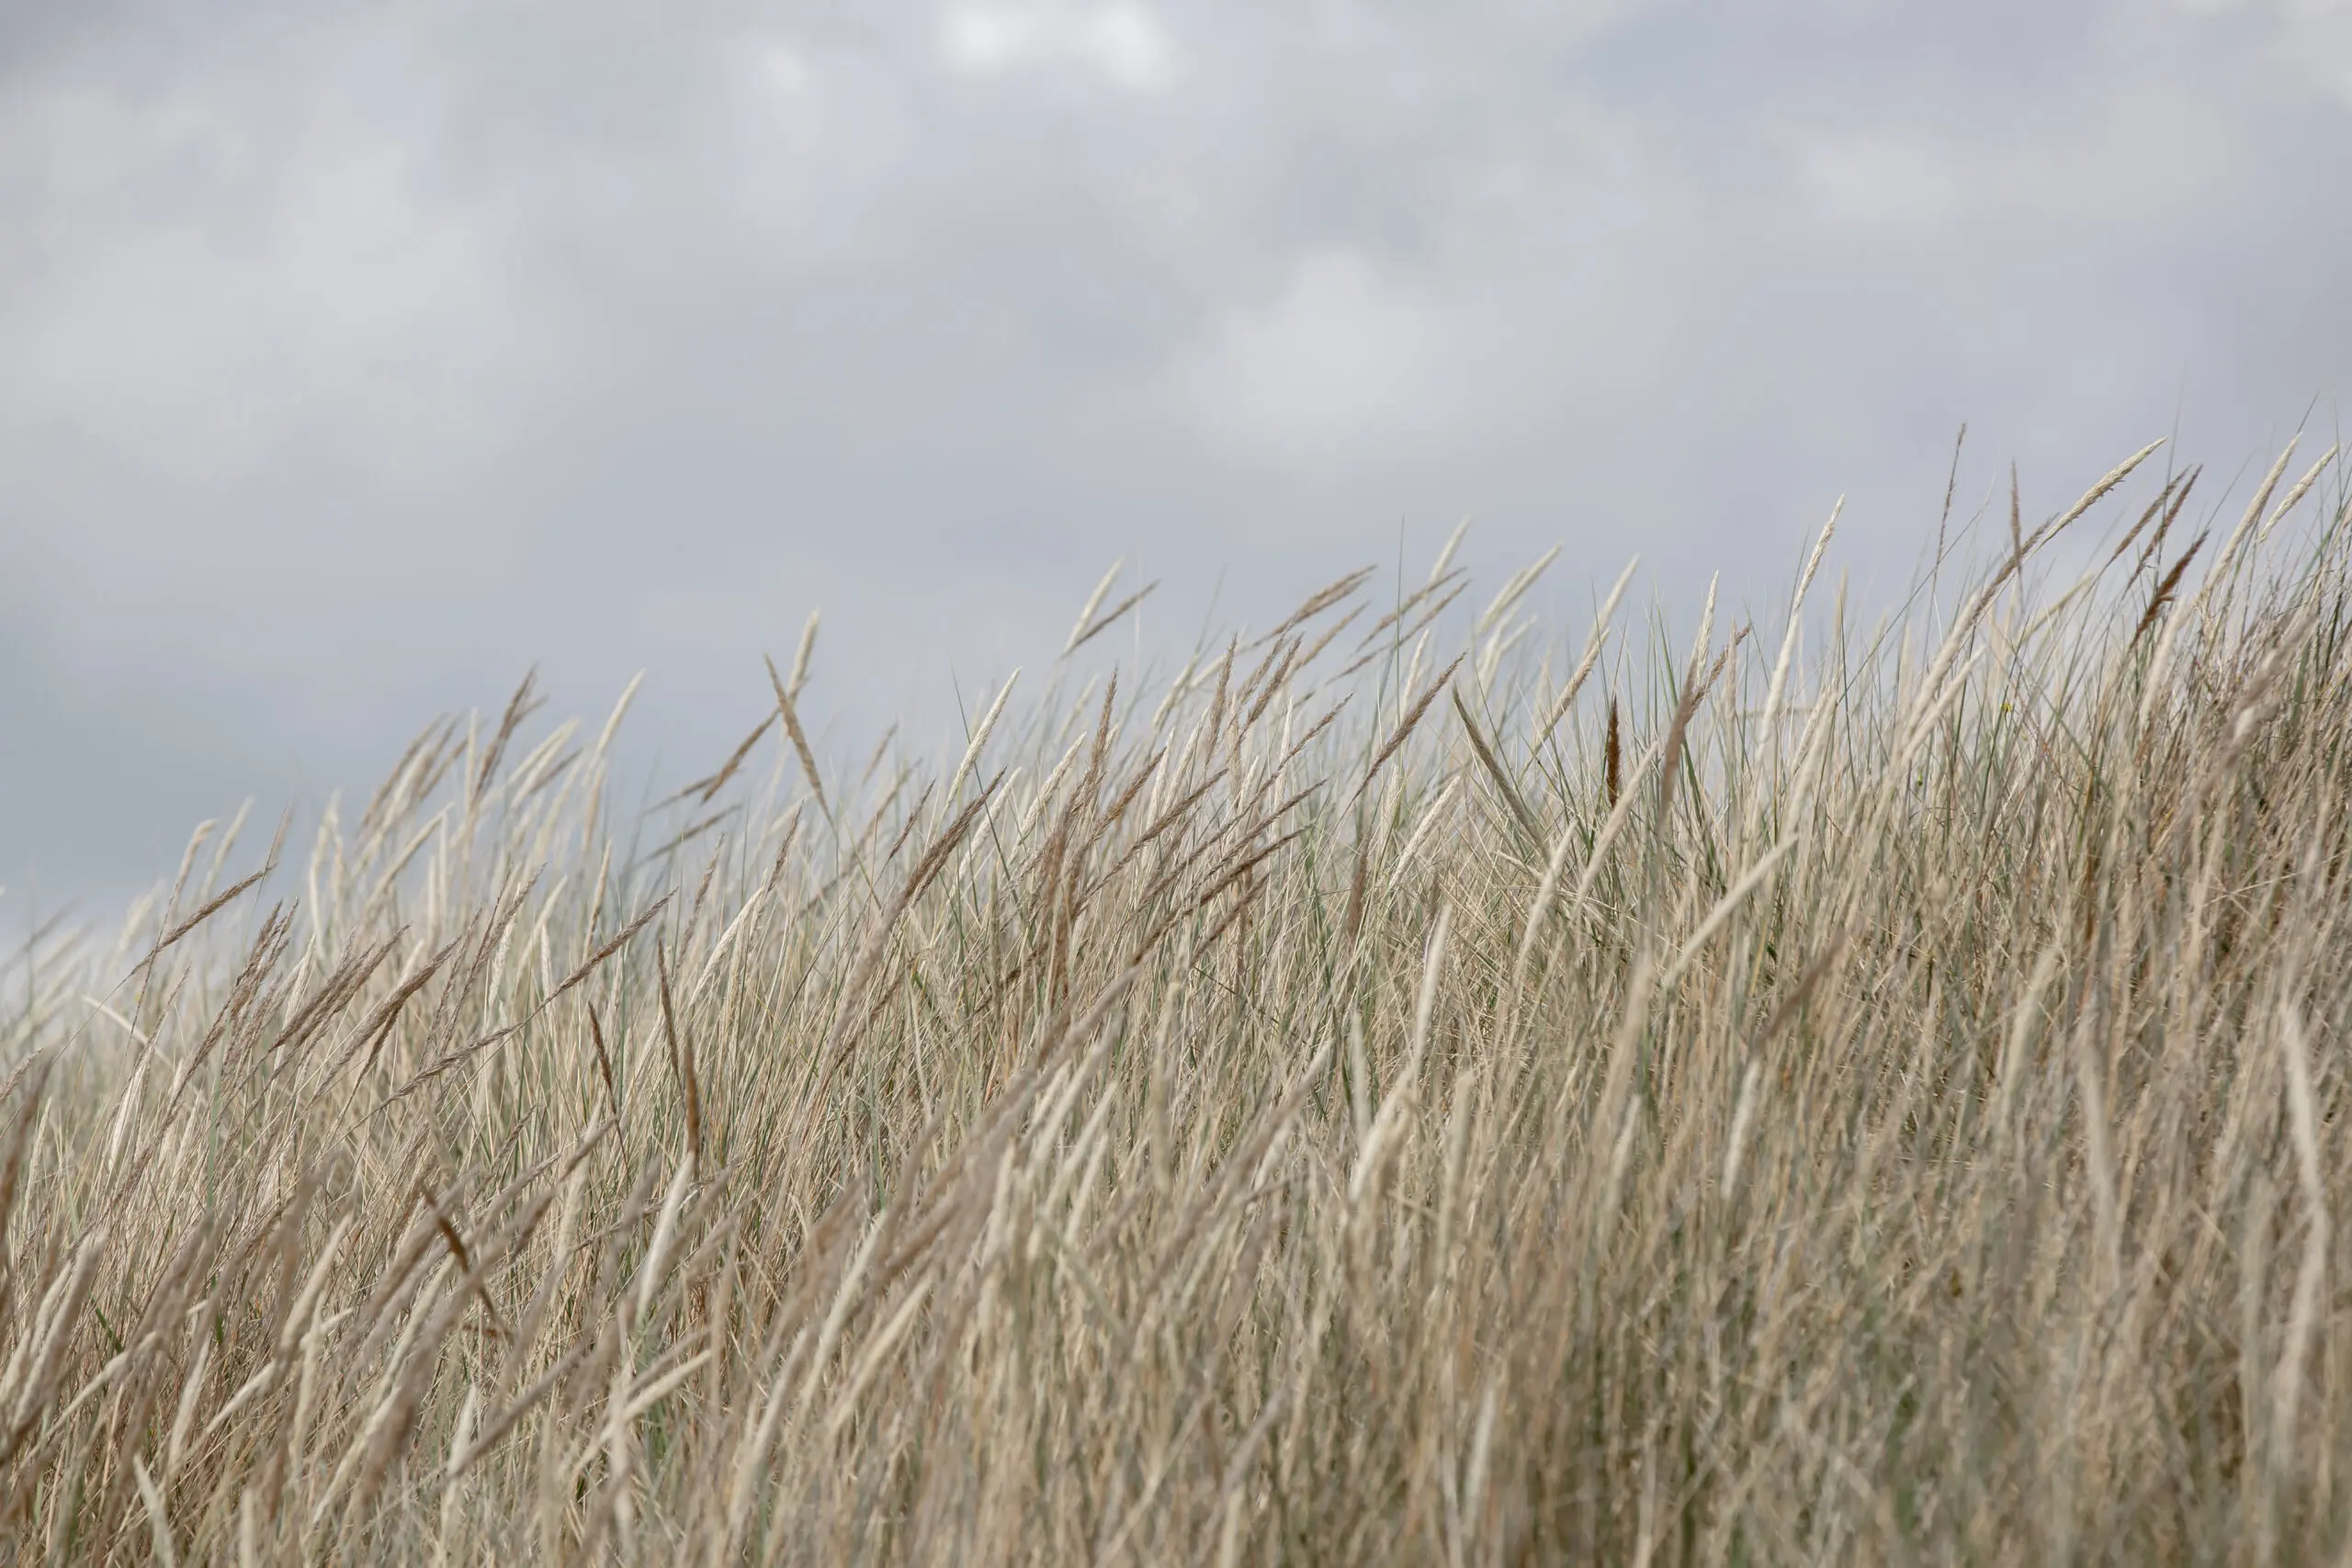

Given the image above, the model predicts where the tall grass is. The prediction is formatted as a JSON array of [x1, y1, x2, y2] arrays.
[[5, 438, 2351, 1563]]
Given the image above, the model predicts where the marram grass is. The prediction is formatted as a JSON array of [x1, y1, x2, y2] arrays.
[[6, 440, 2352, 1564]]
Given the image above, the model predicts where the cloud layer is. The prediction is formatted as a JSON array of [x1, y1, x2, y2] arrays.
[[4, 0, 2347, 901]]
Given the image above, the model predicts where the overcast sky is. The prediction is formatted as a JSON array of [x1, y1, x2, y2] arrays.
[[4, 0, 2348, 908]]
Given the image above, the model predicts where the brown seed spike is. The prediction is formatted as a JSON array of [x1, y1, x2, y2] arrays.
[[1352, 655, 1465, 804], [474, 666, 544, 801], [2132, 531, 2209, 648], [764, 654, 831, 822], [1604, 699, 1622, 807], [656, 943, 704, 1177]]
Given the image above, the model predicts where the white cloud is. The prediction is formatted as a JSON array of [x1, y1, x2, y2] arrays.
[[749, 38, 814, 97], [2169, 0, 2352, 102], [2277, 1, 2352, 103], [1792, 77, 2252, 243], [0, 70, 519, 488], [940, 2, 1178, 92], [1175, 251, 1469, 462], [1796, 135, 1969, 235]]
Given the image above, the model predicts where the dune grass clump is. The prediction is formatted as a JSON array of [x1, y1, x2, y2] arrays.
[[4, 438, 2352, 1563]]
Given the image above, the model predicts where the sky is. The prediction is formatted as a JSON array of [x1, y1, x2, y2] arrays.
[[3, 0, 2349, 910]]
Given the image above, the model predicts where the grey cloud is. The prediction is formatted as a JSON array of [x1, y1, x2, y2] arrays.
[[3, 0, 2346, 905]]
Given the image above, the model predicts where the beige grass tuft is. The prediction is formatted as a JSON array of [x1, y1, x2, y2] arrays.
[[6, 440, 2352, 1562]]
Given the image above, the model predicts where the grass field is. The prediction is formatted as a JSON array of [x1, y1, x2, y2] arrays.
[[5, 438, 2350, 1563]]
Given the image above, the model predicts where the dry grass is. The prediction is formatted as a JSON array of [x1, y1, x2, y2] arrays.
[[5, 439, 2352, 1563]]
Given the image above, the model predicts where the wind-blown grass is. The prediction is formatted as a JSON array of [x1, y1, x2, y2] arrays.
[[5, 438, 2351, 1563]]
